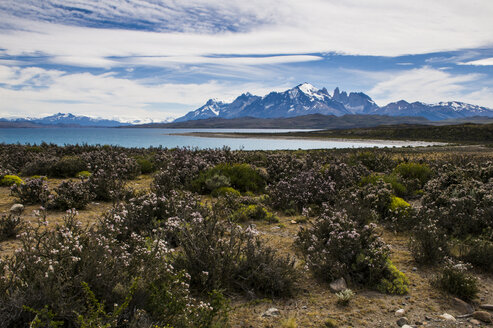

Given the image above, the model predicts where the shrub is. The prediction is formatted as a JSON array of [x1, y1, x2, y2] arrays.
[[360, 174, 407, 197], [76, 171, 92, 179], [211, 186, 241, 198], [296, 208, 390, 287], [377, 260, 409, 295], [231, 204, 279, 223], [350, 151, 395, 172], [173, 213, 297, 297], [386, 196, 416, 231], [434, 260, 479, 301], [0, 174, 23, 186], [0, 214, 24, 241], [268, 167, 336, 214], [10, 178, 51, 205], [50, 156, 87, 178], [205, 174, 231, 192], [393, 162, 432, 187], [460, 238, 493, 272], [193, 163, 266, 194], [420, 176, 493, 238], [87, 169, 126, 201], [0, 211, 225, 327], [409, 217, 449, 264], [135, 156, 156, 174], [51, 180, 94, 210]]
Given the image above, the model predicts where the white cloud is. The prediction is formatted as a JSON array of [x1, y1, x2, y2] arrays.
[[459, 58, 493, 66], [0, 0, 492, 69], [0, 65, 291, 121], [368, 66, 493, 108]]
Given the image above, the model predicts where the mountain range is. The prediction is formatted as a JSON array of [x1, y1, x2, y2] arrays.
[[174, 83, 493, 122]]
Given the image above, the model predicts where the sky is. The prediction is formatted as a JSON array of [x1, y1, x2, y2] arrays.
[[0, 0, 492, 122]]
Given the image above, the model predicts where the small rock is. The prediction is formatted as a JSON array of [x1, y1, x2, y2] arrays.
[[473, 311, 492, 323], [290, 220, 297, 224], [452, 297, 474, 314], [397, 317, 409, 326], [412, 267, 417, 272], [439, 313, 456, 321], [480, 304, 493, 311], [469, 319, 481, 325], [395, 309, 406, 317], [301, 305, 307, 309], [329, 278, 347, 293], [425, 315, 432, 321], [402, 325, 413, 328], [9, 204, 24, 215], [261, 308, 280, 318]]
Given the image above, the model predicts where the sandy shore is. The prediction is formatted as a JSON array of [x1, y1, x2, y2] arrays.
[[169, 132, 447, 146]]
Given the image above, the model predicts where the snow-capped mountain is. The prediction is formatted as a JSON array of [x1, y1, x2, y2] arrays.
[[175, 83, 493, 122], [379, 101, 493, 121], [3, 113, 129, 127], [175, 83, 353, 121]]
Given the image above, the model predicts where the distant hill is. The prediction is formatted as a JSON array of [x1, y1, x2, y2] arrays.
[[0, 113, 130, 127], [275, 123, 493, 144], [174, 83, 493, 122], [132, 113, 431, 129]]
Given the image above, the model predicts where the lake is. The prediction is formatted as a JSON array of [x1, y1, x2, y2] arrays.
[[0, 128, 440, 150]]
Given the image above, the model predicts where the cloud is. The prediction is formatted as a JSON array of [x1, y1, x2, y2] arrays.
[[0, 0, 492, 69], [368, 66, 493, 108], [0, 65, 292, 121], [459, 58, 493, 66]]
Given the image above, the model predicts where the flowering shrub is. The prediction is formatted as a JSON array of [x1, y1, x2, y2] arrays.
[[0, 210, 225, 327], [433, 259, 479, 301], [173, 213, 297, 297], [51, 180, 94, 210], [268, 167, 336, 214], [0, 213, 24, 241], [11, 178, 51, 205], [87, 169, 126, 201], [297, 208, 391, 287], [409, 217, 449, 264], [420, 172, 493, 238]]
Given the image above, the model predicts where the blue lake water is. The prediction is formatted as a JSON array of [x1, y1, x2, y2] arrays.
[[0, 128, 440, 150]]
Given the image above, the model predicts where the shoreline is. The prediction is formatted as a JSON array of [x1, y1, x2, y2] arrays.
[[169, 132, 448, 146]]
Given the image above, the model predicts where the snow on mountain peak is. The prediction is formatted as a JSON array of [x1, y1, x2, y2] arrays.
[[297, 83, 325, 101]]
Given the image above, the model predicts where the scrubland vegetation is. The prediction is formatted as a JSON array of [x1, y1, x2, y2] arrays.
[[0, 143, 492, 327]]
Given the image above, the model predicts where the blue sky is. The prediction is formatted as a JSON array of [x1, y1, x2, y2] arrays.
[[0, 0, 492, 122]]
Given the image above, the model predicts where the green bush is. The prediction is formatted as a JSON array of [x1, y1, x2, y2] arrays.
[[211, 186, 241, 198], [377, 260, 409, 295], [434, 261, 479, 301], [386, 196, 415, 231], [50, 156, 87, 178], [0, 174, 23, 186], [461, 238, 493, 272], [205, 174, 230, 192], [360, 174, 407, 197], [135, 157, 156, 174], [231, 204, 279, 223], [192, 163, 266, 194], [393, 162, 432, 186], [76, 171, 92, 179]]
